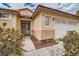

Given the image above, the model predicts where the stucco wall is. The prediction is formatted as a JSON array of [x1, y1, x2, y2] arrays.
[[16, 15, 21, 31], [42, 13, 79, 39], [32, 12, 79, 40], [41, 14, 55, 40], [32, 13, 55, 40], [31, 13, 42, 40], [0, 12, 18, 29]]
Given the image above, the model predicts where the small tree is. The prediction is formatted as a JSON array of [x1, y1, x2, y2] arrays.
[[0, 23, 25, 56], [61, 31, 79, 56]]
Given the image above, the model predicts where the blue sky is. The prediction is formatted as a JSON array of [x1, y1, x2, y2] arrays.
[[0, 3, 79, 15]]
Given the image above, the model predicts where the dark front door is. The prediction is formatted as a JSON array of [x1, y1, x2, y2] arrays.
[[21, 22, 30, 35]]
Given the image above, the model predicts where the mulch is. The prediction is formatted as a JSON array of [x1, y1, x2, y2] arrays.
[[30, 36, 57, 49]]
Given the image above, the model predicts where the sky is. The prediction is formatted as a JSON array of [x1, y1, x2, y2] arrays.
[[0, 3, 79, 15]]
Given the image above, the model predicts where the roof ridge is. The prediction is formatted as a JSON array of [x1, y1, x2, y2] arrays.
[[18, 8, 33, 12]]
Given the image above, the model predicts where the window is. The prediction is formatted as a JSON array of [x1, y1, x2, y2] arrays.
[[52, 18, 54, 21], [55, 20, 60, 24], [44, 16, 50, 26], [0, 13, 10, 19], [0, 13, 2, 18]]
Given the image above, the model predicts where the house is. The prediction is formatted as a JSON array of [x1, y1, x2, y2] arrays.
[[0, 5, 79, 40]]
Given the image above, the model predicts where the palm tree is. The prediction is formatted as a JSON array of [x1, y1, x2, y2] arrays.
[[1, 3, 11, 8]]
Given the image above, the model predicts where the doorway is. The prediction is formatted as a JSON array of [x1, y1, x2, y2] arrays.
[[21, 21, 30, 36]]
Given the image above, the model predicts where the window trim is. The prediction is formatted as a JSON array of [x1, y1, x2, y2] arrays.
[[0, 12, 11, 20], [44, 15, 50, 27]]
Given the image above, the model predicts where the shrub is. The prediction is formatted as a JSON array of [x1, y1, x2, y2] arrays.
[[0, 23, 25, 56], [61, 31, 79, 56]]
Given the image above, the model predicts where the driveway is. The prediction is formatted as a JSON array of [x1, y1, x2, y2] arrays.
[[23, 36, 36, 51]]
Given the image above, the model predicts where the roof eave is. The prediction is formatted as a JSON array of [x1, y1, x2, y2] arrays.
[[32, 5, 79, 20]]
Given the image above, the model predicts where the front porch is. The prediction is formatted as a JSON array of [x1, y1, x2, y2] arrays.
[[21, 20, 56, 49]]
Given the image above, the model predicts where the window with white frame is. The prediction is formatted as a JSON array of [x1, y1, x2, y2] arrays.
[[44, 15, 50, 26], [0, 13, 10, 19]]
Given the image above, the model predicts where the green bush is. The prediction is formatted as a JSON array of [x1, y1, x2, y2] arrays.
[[0, 23, 25, 56], [61, 31, 79, 56]]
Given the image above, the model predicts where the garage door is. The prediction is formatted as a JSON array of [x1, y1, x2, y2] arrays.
[[54, 20, 77, 39]]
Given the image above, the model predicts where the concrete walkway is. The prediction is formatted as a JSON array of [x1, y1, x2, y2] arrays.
[[23, 36, 65, 56], [23, 36, 36, 51], [25, 43, 65, 56]]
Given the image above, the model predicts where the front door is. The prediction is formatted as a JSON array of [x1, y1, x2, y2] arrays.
[[21, 22, 30, 35]]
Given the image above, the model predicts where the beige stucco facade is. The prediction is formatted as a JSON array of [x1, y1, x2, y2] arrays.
[[0, 5, 79, 41], [31, 5, 79, 40], [31, 13, 43, 40], [31, 11, 54, 40], [0, 10, 19, 30], [31, 12, 79, 40], [0, 8, 32, 32], [31, 13, 55, 40], [40, 12, 79, 39]]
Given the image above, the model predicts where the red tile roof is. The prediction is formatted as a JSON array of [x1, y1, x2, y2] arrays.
[[18, 8, 33, 13], [0, 8, 32, 19]]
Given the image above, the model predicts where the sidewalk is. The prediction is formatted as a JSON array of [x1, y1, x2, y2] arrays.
[[23, 36, 36, 51]]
